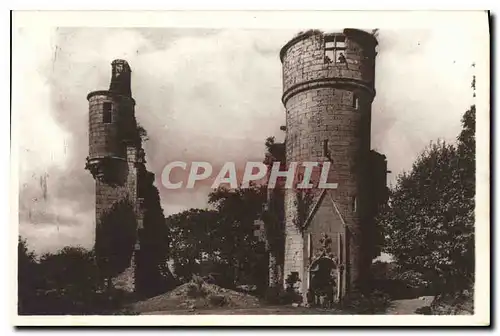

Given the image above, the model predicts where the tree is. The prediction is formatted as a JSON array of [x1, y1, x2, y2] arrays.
[[18, 237, 37, 314], [167, 183, 268, 287], [208, 184, 267, 285], [136, 171, 174, 297], [18, 241, 111, 315], [378, 105, 476, 295], [262, 136, 286, 288], [167, 208, 221, 283], [37, 246, 102, 313], [38, 247, 99, 291]]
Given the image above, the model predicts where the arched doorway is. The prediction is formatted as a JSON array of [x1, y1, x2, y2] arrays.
[[308, 257, 337, 307]]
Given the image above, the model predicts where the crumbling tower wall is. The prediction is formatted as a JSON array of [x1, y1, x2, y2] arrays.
[[279, 29, 378, 293], [86, 60, 170, 296], [87, 60, 140, 285]]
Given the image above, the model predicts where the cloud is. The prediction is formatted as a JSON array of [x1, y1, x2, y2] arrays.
[[14, 26, 486, 253], [372, 28, 480, 184]]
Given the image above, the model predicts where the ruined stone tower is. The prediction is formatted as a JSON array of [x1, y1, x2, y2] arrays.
[[86, 60, 170, 297], [275, 29, 388, 301]]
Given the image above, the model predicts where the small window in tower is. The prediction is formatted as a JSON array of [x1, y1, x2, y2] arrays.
[[323, 139, 329, 157], [353, 95, 359, 109], [307, 233, 312, 259], [352, 196, 357, 212], [324, 35, 347, 64], [103, 102, 112, 123]]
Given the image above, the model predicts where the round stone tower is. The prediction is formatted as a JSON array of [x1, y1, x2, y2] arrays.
[[87, 59, 136, 172], [280, 29, 378, 294], [86, 60, 141, 289]]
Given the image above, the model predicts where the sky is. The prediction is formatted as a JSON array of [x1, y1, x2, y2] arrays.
[[14, 23, 487, 254]]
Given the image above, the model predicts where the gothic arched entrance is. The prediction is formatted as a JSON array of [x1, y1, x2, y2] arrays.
[[308, 257, 337, 307]]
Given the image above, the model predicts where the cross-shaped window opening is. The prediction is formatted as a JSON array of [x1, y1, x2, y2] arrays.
[[324, 35, 347, 64]]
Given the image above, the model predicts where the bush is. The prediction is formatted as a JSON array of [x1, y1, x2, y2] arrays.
[[186, 275, 208, 298], [208, 294, 227, 307], [430, 290, 474, 315], [283, 290, 302, 304], [371, 262, 431, 299], [186, 283, 207, 298], [340, 290, 392, 314], [203, 272, 234, 289], [17, 242, 138, 315], [415, 306, 432, 315], [264, 286, 282, 304], [264, 273, 304, 306], [284, 273, 302, 304], [113, 305, 141, 315], [192, 274, 205, 288], [264, 286, 301, 305], [19, 287, 136, 315]]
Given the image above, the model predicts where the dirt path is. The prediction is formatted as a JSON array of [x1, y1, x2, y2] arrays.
[[138, 297, 436, 315], [386, 296, 434, 315], [142, 306, 341, 315]]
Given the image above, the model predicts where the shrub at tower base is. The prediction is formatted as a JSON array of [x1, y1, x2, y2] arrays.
[[17, 237, 137, 315], [95, 199, 137, 290], [377, 105, 475, 311]]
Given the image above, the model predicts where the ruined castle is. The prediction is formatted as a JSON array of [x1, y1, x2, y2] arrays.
[[86, 60, 168, 296], [264, 29, 388, 302], [84, 29, 387, 301]]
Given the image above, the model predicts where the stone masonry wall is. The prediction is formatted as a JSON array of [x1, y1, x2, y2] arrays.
[[94, 146, 140, 291], [89, 86, 141, 291], [88, 94, 135, 160], [283, 188, 304, 287], [281, 30, 377, 293], [281, 31, 376, 95]]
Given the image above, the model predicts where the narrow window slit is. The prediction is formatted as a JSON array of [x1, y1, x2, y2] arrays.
[[103, 102, 112, 124], [353, 95, 359, 109]]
